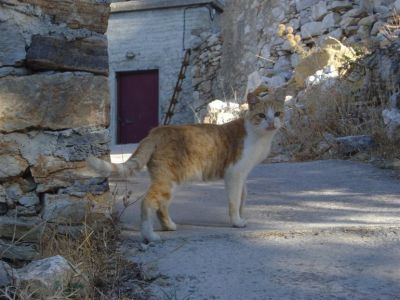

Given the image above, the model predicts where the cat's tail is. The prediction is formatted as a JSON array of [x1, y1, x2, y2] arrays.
[[87, 137, 156, 178]]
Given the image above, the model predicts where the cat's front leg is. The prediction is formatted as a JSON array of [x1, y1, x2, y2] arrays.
[[224, 173, 247, 228]]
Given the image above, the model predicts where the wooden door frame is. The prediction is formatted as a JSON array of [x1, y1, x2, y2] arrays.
[[115, 69, 159, 144]]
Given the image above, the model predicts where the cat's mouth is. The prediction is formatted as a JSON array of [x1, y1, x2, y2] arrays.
[[265, 125, 276, 131]]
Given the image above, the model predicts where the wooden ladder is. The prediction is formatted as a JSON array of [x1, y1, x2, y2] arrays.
[[163, 49, 191, 125]]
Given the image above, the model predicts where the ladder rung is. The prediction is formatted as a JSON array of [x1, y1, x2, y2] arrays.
[[163, 49, 191, 125]]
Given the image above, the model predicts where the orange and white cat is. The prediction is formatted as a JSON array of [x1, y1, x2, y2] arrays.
[[88, 93, 284, 242]]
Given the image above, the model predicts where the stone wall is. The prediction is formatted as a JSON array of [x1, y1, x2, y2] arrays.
[[366, 39, 400, 141], [0, 0, 111, 261], [212, 0, 400, 161], [218, 0, 399, 98], [190, 32, 223, 121]]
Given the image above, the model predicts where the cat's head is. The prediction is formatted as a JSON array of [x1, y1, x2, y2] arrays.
[[245, 92, 284, 135]]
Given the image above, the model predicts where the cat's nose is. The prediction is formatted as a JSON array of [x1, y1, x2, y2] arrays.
[[265, 121, 275, 130]]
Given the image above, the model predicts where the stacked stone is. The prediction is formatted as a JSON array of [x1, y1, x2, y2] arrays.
[[220, 0, 399, 97], [260, 0, 398, 90], [216, 0, 400, 161], [366, 39, 400, 142], [0, 0, 111, 261], [190, 32, 223, 120]]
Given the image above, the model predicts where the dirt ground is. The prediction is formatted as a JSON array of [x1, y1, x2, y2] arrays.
[[111, 160, 400, 300]]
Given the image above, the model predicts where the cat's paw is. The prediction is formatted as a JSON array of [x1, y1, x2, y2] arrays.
[[162, 221, 177, 231], [141, 221, 162, 242], [142, 232, 161, 243], [232, 218, 247, 228]]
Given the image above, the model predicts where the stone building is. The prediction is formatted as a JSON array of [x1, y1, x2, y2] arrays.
[[107, 0, 224, 144]]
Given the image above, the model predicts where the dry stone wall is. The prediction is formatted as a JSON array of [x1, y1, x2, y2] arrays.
[[0, 0, 111, 261], [219, 0, 398, 97], [215, 0, 400, 161], [190, 32, 223, 121], [365, 39, 400, 141]]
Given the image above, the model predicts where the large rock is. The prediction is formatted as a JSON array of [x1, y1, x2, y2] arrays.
[[340, 17, 360, 28], [342, 8, 367, 18], [204, 100, 244, 125], [0, 240, 39, 261], [33, 162, 100, 193], [0, 67, 30, 78], [358, 15, 376, 26], [382, 108, 400, 140], [60, 177, 109, 197], [273, 56, 291, 73], [0, 132, 55, 165], [336, 135, 374, 156], [18, 193, 40, 207], [294, 38, 356, 87], [30, 156, 83, 179], [0, 216, 44, 241], [4, 183, 23, 203], [322, 12, 341, 29], [0, 186, 7, 215], [42, 194, 89, 224], [329, 0, 353, 12], [0, 72, 109, 132], [396, 0, 400, 11], [365, 40, 400, 141], [295, 0, 320, 11], [22, 0, 110, 34], [17, 255, 77, 293], [1, 128, 110, 165], [1, 130, 109, 192], [329, 28, 344, 40], [0, 261, 17, 287], [0, 205, 6, 216], [311, 1, 328, 21], [27, 35, 108, 75], [53, 127, 110, 161], [301, 22, 326, 38], [265, 75, 286, 89], [245, 71, 269, 96], [0, 155, 28, 179], [0, 19, 26, 67]]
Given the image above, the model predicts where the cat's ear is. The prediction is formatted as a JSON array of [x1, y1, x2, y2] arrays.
[[247, 92, 260, 110]]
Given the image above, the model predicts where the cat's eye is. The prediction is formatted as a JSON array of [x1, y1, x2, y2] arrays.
[[257, 113, 266, 119], [274, 112, 282, 117]]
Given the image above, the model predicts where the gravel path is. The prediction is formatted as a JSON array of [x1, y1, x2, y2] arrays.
[[112, 160, 400, 300]]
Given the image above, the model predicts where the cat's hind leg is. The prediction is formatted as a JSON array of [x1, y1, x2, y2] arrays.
[[157, 202, 177, 231], [224, 173, 247, 228], [141, 182, 174, 242], [240, 183, 247, 218]]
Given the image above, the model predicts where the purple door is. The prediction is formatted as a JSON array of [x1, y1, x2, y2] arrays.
[[117, 70, 159, 144]]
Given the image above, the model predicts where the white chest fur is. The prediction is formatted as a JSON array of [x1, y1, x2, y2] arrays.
[[228, 127, 276, 177]]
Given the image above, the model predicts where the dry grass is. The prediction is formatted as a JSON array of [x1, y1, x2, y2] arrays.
[[381, 12, 400, 42], [281, 69, 399, 161], [274, 17, 400, 162], [1, 221, 148, 300], [0, 187, 149, 300]]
